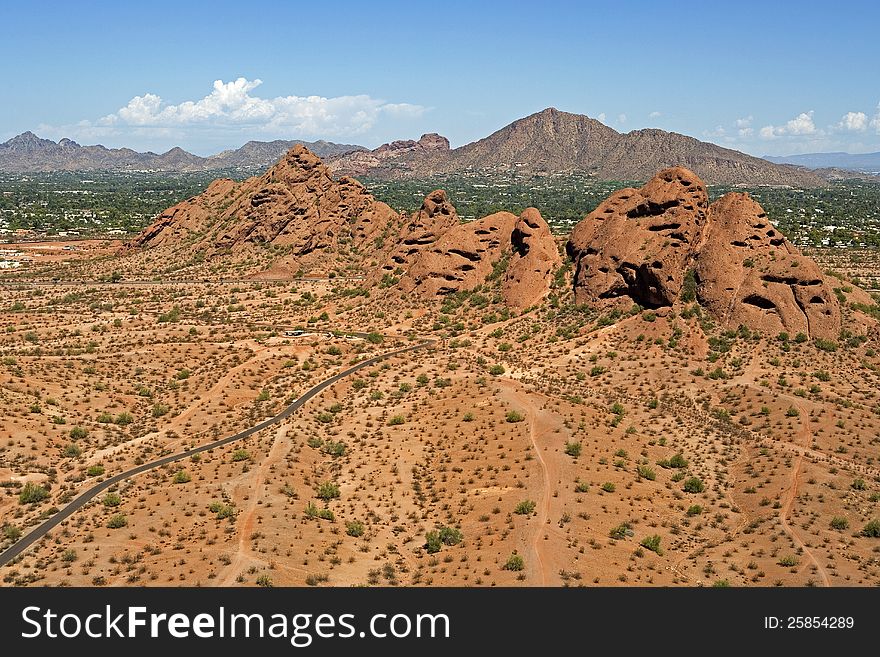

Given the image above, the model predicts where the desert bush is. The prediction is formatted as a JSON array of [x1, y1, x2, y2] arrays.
[[683, 477, 705, 493], [345, 520, 365, 537], [19, 482, 49, 504], [503, 553, 525, 571], [107, 514, 127, 529], [640, 535, 663, 555], [514, 500, 536, 515]]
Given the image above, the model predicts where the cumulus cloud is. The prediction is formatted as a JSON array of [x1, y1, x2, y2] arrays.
[[92, 78, 425, 138], [871, 103, 880, 132], [759, 111, 818, 139], [837, 111, 867, 131], [596, 112, 607, 123], [648, 111, 661, 118], [735, 116, 753, 128], [617, 113, 627, 124]]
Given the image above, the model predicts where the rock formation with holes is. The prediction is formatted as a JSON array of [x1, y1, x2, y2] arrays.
[[567, 167, 709, 308], [695, 192, 840, 339], [567, 167, 842, 339], [395, 199, 560, 308]]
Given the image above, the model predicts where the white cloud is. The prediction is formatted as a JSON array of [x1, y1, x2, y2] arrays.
[[596, 112, 607, 123], [90, 78, 425, 138], [705, 125, 726, 138], [871, 103, 880, 132], [738, 127, 754, 138], [759, 111, 818, 139], [837, 111, 867, 131], [617, 113, 627, 124], [648, 111, 661, 118], [735, 116, 753, 128]]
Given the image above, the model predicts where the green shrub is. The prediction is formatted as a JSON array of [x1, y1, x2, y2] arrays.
[[609, 523, 631, 540], [683, 477, 705, 493], [564, 441, 582, 458], [107, 514, 127, 529], [505, 410, 525, 423], [316, 482, 340, 501], [86, 465, 104, 477], [19, 482, 49, 505], [425, 531, 442, 554], [388, 415, 406, 426], [2, 525, 22, 542], [778, 555, 799, 567], [69, 426, 88, 440], [862, 519, 880, 537], [439, 526, 463, 546], [601, 482, 616, 493], [231, 449, 251, 462], [637, 465, 656, 481], [345, 520, 365, 537], [640, 534, 663, 555], [686, 505, 702, 516], [489, 364, 506, 376], [503, 553, 525, 571], [304, 502, 335, 521], [830, 516, 849, 531], [102, 492, 122, 507], [62, 443, 82, 458], [209, 502, 236, 519], [514, 500, 536, 515], [172, 470, 191, 484], [114, 412, 133, 426]]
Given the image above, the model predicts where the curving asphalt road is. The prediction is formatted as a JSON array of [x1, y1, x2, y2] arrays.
[[0, 336, 433, 567]]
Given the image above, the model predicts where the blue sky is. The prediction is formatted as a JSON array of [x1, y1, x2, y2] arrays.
[[2, 0, 879, 156]]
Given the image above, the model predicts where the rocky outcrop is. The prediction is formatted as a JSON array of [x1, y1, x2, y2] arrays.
[[383, 190, 459, 272], [567, 167, 708, 308], [567, 166, 843, 339], [130, 145, 399, 273], [397, 211, 520, 297], [695, 192, 840, 339], [393, 196, 560, 308], [329, 133, 450, 176], [504, 208, 562, 309]]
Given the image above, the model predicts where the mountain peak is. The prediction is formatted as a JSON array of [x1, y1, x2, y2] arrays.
[[3, 131, 55, 149]]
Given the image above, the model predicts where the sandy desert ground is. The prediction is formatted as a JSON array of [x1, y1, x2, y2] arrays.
[[1, 242, 879, 588]]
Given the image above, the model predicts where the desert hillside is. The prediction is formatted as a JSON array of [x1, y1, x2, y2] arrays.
[[2, 146, 879, 589]]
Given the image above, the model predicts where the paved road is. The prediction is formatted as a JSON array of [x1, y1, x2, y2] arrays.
[[0, 337, 433, 567]]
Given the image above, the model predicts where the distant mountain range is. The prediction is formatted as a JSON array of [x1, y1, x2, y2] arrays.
[[0, 132, 366, 173], [328, 108, 825, 186], [1, 109, 832, 186], [764, 151, 880, 173]]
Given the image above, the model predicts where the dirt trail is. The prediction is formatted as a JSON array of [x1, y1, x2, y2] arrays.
[[497, 380, 558, 586], [778, 401, 831, 587], [219, 423, 298, 585]]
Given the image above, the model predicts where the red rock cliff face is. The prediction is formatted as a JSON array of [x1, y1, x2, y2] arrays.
[[130, 145, 399, 271], [567, 166, 843, 339], [391, 195, 560, 308], [567, 167, 709, 308], [504, 208, 562, 309], [695, 192, 840, 340]]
